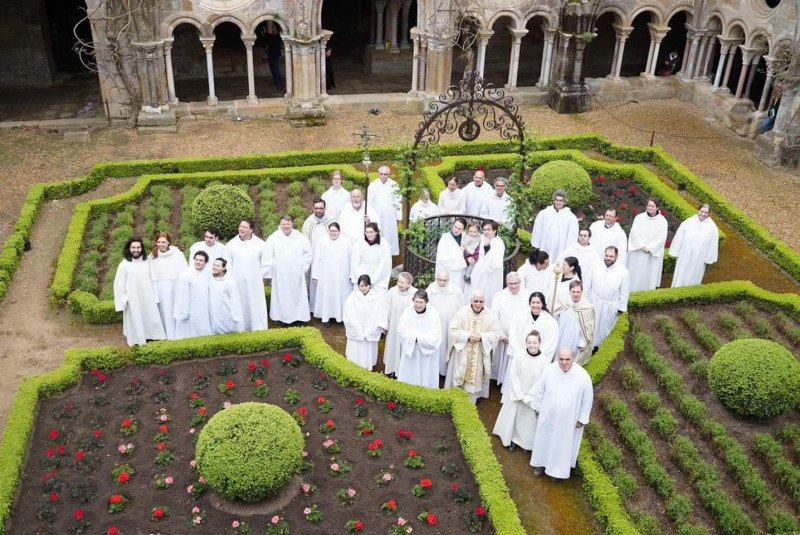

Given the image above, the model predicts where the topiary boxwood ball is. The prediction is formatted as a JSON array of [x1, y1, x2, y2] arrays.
[[192, 184, 255, 240], [707, 339, 800, 419], [195, 403, 304, 502], [529, 160, 593, 208]]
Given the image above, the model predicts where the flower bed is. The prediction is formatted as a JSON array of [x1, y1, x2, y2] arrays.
[[0, 328, 522, 534]]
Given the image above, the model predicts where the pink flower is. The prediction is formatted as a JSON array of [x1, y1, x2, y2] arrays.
[[187, 485, 194, 493], [232, 520, 240, 528], [223, 401, 232, 409], [160, 415, 167, 421], [302, 483, 310, 492], [189, 428, 196, 434], [165, 477, 173, 485], [304, 507, 312, 515], [382, 473, 392, 481], [398, 517, 407, 526], [190, 460, 196, 467], [198, 476, 206, 483], [331, 463, 339, 471], [271, 516, 280, 524], [323, 439, 333, 448], [192, 507, 200, 514], [302, 451, 308, 458], [118, 445, 126, 453], [347, 489, 356, 497]]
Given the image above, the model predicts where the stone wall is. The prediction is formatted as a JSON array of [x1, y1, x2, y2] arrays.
[[0, 0, 54, 87]]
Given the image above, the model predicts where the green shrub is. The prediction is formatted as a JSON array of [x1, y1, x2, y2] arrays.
[[650, 408, 678, 442], [635, 391, 662, 414], [707, 339, 800, 419], [196, 402, 303, 502], [528, 160, 593, 208], [665, 494, 693, 526], [611, 470, 638, 501], [619, 364, 642, 391], [192, 185, 255, 240]]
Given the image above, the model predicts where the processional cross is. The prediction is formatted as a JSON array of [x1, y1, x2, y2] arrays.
[[351, 121, 380, 212]]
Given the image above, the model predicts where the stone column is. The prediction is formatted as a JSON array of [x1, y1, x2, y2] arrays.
[[721, 42, 740, 91], [476, 29, 494, 77], [400, 0, 412, 49], [743, 53, 760, 100], [677, 29, 692, 75], [538, 28, 557, 87], [284, 40, 294, 99], [701, 34, 717, 80], [388, 0, 402, 52], [712, 38, 733, 91], [556, 32, 572, 84], [644, 39, 656, 77], [410, 28, 420, 93], [645, 25, 669, 78], [682, 29, 700, 82], [734, 48, 754, 99], [506, 28, 528, 90], [611, 25, 632, 80], [285, 35, 326, 126], [758, 56, 775, 112], [320, 30, 333, 97], [419, 35, 428, 91], [692, 34, 709, 79], [425, 34, 453, 96], [200, 37, 217, 105], [243, 36, 258, 104], [369, 0, 376, 45], [163, 38, 177, 104], [374, 0, 386, 49]]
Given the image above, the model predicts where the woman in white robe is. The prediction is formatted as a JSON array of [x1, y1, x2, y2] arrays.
[[174, 251, 212, 339], [437, 176, 466, 215], [397, 290, 443, 389], [492, 331, 548, 451], [312, 223, 353, 323], [149, 232, 188, 340], [508, 292, 560, 373], [435, 218, 467, 292], [517, 250, 552, 296], [546, 256, 581, 306], [343, 274, 388, 370], [382, 274, 417, 377], [350, 223, 392, 292], [669, 203, 719, 288], [467, 220, 505, 308], [410, 188, 441, 222], [209, 259, 244, 334], [627, 199, 669, 291], [114, 238, 166, 346]]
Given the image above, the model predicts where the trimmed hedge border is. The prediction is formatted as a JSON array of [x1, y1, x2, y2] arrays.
[[0, 328, 524, 534]]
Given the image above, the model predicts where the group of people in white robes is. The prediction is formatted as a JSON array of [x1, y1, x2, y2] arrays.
[[434, 170, 512, 225]]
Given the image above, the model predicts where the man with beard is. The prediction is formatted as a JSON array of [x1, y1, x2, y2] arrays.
[[585, 246, 630, 349], [113, 237, 165, 346]]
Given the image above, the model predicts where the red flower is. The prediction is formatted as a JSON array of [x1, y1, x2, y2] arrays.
[[108, 528, 119, 535], [628, 186, 636, 193], [49, 493, 58, 502], [426, 513, 437, 525], [73, 509, 84, 519], [157, 442, 166, 450], [619, 203, 627, 210], [159, 369, 166, 375], [387, 499, 396, 509], [42, 474, 49, 481], [326, 420, 335, 427], [319, 372, 326, 378], [356, 398, 364, 406], [368, 443, 377, 451], [597, 175, 605, 182], [298, 407, 308, 415], [355, 520, 364, 530], [57, 445, 65, 454], [375, 439, 383, 447], [632, 209, 639, 214], [408, 450, 417, 457], [109, 494, 123, 504], [420, 478, 432, 488], [614, 191, 621, 197], [196, 372, 203, 378], [91, 369, 99, 375], [153, 508, 164, 518], [159, 425, 168, 433], [260, 359, 269, 366], [398, 429, 406, 437], [248, 363, 256, 371], [94, 429, 102, 438], [661, 210, 668, 216], [98, 374, 107, 381], [190, 393, 198, 399], [388, 401, 396, 409], [117, 472, 129, 483], [283, 353, 292, 361], [225, 380, 235, 389], [130, 379, 137, 385], [317, 396, 326, 404], [255, 379, 264, 385], [408, 431, 414, 438], [665, 240, 672, 247], [49, 430, 59, 439], [475, 507, 486, 515], [76, 451, 85, 461], [452, 483, 459, 490], [50, 469, 57, 476], [198, 407, 207, 414], [121, 419, 132, 427], [615, 216, 621, 222]]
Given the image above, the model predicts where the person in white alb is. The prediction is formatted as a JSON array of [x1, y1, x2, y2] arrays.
[[189, 226, 228, 273], [627, 199, 669, 291], [517, 250, 551, 297], [462, 168, 494, 215], [479, 177, 512, 226], [437, 176, 466, 215], [343, 274, 388, 370], [552, 280, 595, 365], [321, 169, 350, 220], [466, 220, 505, 308], [585, 246, 630, 349], [589, 209, 628, 266], [490, 272, 530, 387], [425, 271, 463, 376], [261, 215, 313, 325], [397, 289, 442, 389], [311, 222, 353, 324], [410, 188, 441, 222], [225, 218, 268, 332], [208, 258, 244, 334], [114, 237, 166, 346], [173, 251, 212, 339], [530, 190, 579, 260], [302, 198, 337, 309], [669, 203, 719, 288], [148, 232, 188, 340], [382, 272, 417, 378], [435, 218, 468, 292], [350, 222, 392, 292], [367, 166, 402, 255], [338, 189, 380, 244], [557, 228, 600, 288]]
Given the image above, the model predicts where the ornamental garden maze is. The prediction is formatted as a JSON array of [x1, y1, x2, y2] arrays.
[[1, 135, 800, 535]]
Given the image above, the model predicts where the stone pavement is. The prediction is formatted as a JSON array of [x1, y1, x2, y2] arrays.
[[0, 73, 104, 123]]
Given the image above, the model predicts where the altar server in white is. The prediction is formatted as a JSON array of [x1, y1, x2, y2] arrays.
[[627, 199, 669, 291], [343, 274, 388, 370], [302, 198, 337, 309], [114, 237, 166, 346], [527, 348, 594, 479], [492, 330, 549, 452], [517, 250, 552, 296], [437, 176, 466, 215], [547, 256, 582, 305], [397, 289, 443, 389], [552, 280, 595, 365], [426, 271, 464, 375], [435, 218, 468, 291], [189, 226, 228, 272], [467, 220, 505, 308], [208, 258, 244, 334], [351, 222, 392, 291], [530, 190, 579, 260], [669, 203, 719, 288], [173, 251, 212, 339], [368, 166, 402, 255], [262, 215, 313, 325], [462, 168, 494, 215], [508, 292, 560, 368], [382, 272, 417, 377], [557, 228, 599, 287], [585, 247, 630, 349], [589, 209, 628, 265], [311, 222, 352, 324], [321, 170, 350, 219], [479, 177, 512, 226], [226, 218, 268, 331], [339, 189, 380, 244], [149, 232, 188, 340], [410, 188, 441, 222], [490, 272, 529, 386]]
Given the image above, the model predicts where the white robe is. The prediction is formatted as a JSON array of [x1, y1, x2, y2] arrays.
[[114, 259, 166, 346], [226, 235, 269, 331], [557, 243, 599, 290], [527, 362, 594, 479], [410, 200, 441, 222], [589, 221, 628, 266], [553, 295, 595, 365], [312, 236, 353, 322], [517, 261, 553, 297], [479, 192, 512, 225], [437, 188, 466, 215], [508, 310, 560, 369], [490, 287, 530, 385], [669, 214, 719, 288], [321, 186, 351, 220], [302, 214, 337, 309], [492, 350, 548, 450], [585, 260, 630, 348], [397, 306, 442, 389], [262, 229, 312, 324], [462, 182, 494, 216], [338, 203, 380, 244], [351, 239, 392, 291], [209, 273, 244, 334], [367, 178, 402, 255], [435, 233, 467, 291], [445, 306, 502, 403], [627, 212, 668, 291], [149, 246, 188, 340], [382, 285, 418, 375], [343, 289, 388, 370], [530, 206, 579, 260], [189, 241, 229, 272], [546, 275, 580, 307], [426, 282, 464, 375], [173, 267, 212, 339], [467, 236, 505, 308]]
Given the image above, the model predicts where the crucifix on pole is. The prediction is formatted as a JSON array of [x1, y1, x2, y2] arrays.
[[351, 121, 380, 214]]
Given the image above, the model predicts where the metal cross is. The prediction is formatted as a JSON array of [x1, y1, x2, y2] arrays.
[[351, 121, 380, 212]]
